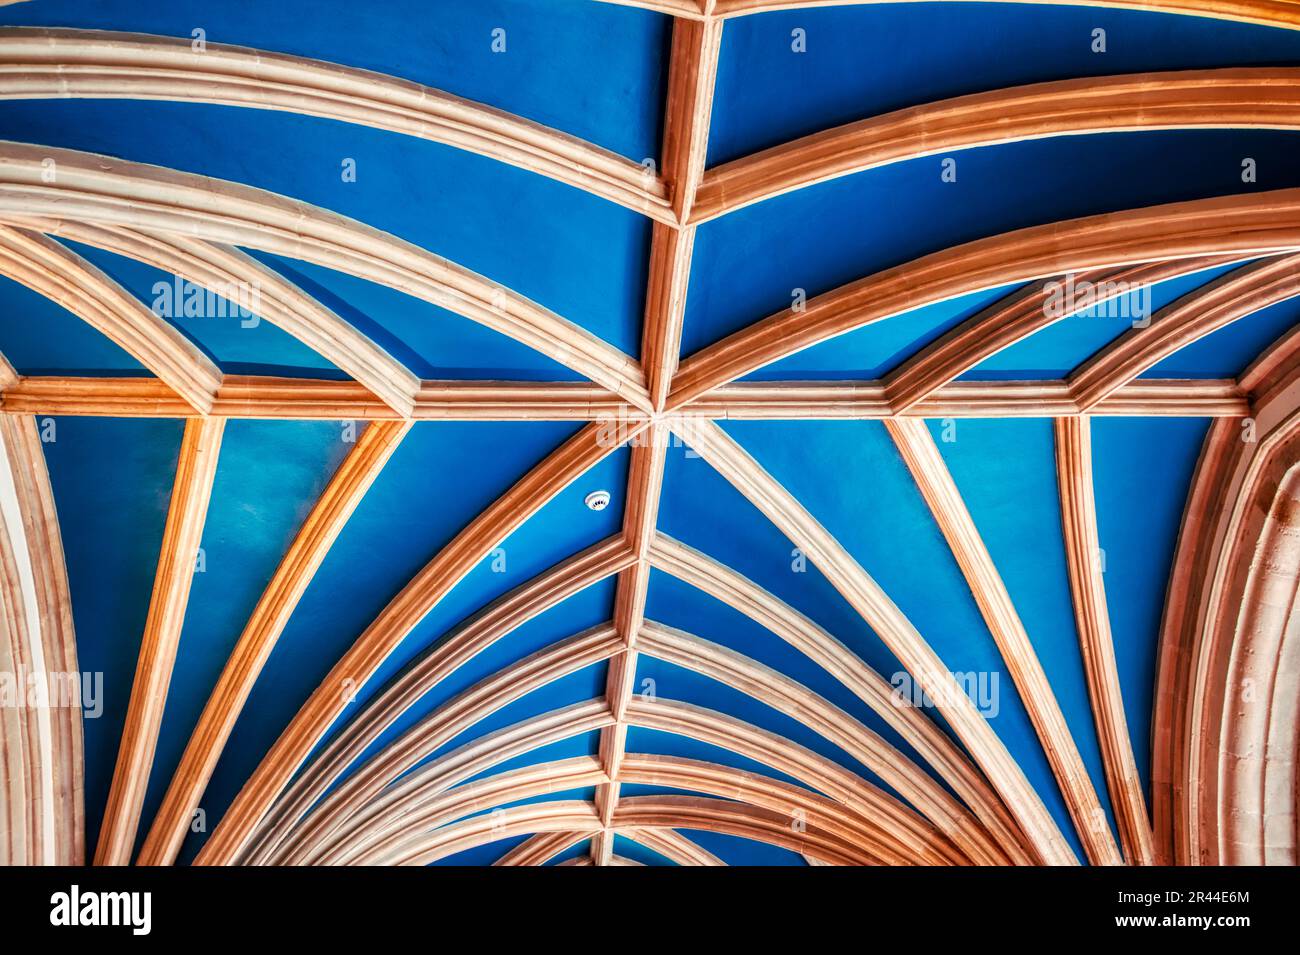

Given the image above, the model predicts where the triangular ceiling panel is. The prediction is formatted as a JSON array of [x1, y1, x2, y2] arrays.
[[39, 416, 184, 849], [1091, 416, 1210, 795]]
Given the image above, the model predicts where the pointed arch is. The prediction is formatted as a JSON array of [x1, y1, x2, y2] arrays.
[[243, 536, 632, 865], [0, 28, 671, 222], [0, 225, 221, 412], [49, 223, 421, 416], [0, 143, 652, 410], [668, 190, 1300, 408], [647, 532, 1027, 864], [694, 70, 1300, 223]]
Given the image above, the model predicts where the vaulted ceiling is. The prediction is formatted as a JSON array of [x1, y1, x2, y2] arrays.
[[1, 0, 1298, 867]]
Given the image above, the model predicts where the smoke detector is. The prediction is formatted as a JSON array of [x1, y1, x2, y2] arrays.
[[584, 489, 611, 511]]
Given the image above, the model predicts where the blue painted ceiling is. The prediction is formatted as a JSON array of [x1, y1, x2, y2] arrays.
[[2, 0, 1294, 865]]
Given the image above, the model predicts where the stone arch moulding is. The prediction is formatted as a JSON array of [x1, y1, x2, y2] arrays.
[[1153, 328, 1300, 865]]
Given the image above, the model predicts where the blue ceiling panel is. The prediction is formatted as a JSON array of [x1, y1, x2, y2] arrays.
[[0, 274, 146, 376], [0, 0, 668, 161], [1144, 291, 1300, 378], [745, 284, 1023, 381], [249, 252, 580, 381], [928, 416, 1119, 844], [61, 240, 341, 379], [684, 130, 1300, 366], [40, 415, 184, 851], [684, 828, 803, 866], [352, 450, 629, 711], [1091, 416, 1209, 802], [611, 833, 675, 866], [972, 261, 1246, 379], [432, 834, 529, 867], [710, 3, 1300, 164]]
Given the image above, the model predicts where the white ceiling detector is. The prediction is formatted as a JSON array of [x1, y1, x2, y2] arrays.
[[584, 489, 611, 511]]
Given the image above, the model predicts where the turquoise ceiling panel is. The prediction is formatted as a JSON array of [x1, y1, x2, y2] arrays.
[[1092, 416, 1209, 802], [0, 274, 146, 376], [181, 420, 619, 860], [40, 416, 184, 851], [929, 416, 1118, 844], [139, 420, 359, 859]]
